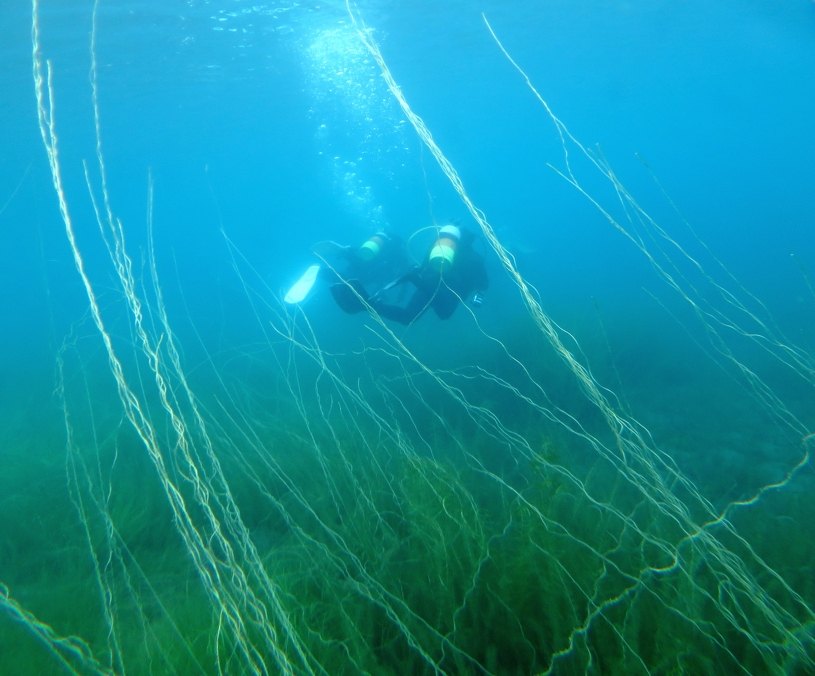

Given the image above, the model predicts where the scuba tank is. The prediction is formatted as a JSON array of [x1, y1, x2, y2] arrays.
[[357, 231, 389, 261], [428, 225, 461, 272]]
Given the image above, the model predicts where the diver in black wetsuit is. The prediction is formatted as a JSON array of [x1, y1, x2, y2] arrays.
[[330, 225, 489, 325], [284, 230, 411, 306], [315, 230, 409, 291]]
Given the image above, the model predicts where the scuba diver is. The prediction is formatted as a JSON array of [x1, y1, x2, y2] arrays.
[[330, 225, 489, 325], [284, 230, 409, 304]]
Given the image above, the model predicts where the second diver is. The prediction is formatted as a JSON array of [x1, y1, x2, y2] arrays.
[[330, 224, 489, 325]]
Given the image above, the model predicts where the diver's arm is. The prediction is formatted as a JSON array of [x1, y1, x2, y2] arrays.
[[467, 256, 489, 308], [473, 255, 489, 292]]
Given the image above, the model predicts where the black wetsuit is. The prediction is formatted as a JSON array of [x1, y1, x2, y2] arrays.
[[320, 234, 410, 291], [371, 233, 488, 325]]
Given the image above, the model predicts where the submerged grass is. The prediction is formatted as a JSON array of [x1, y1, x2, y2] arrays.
[[2, 326, 812, 675]]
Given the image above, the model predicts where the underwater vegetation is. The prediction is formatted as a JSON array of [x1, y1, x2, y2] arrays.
[[1, 1, 813, 675]]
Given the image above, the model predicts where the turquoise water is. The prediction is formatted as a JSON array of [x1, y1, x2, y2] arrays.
[[1, 0, 814, 674]]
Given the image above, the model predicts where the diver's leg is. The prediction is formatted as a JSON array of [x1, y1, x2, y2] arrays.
[[318, 265, 341, 284], [330, 279, 369, 313], [372, 288, 432, 325], [431, 288, 460, 320]]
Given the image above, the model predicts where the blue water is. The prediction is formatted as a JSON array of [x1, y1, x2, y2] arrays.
[[2, 0, 813, 381], [1, 0, 814, 673], [1, 0, 810, 435]]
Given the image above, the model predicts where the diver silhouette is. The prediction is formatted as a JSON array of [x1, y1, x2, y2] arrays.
[[284, 230, 409, 305], [330, 225, 489, 325]]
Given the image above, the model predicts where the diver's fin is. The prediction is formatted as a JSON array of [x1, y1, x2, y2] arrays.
[[284, 264, 321, 304], [330, 279, 369, 314]]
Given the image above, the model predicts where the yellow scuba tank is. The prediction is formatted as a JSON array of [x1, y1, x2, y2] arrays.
[[357, 232, 388, 261], [428, 225, 461, 272]]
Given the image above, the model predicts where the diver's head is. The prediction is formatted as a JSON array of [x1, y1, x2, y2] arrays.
[[428, 225, 461, 272], [357, 231, 389, 261]]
